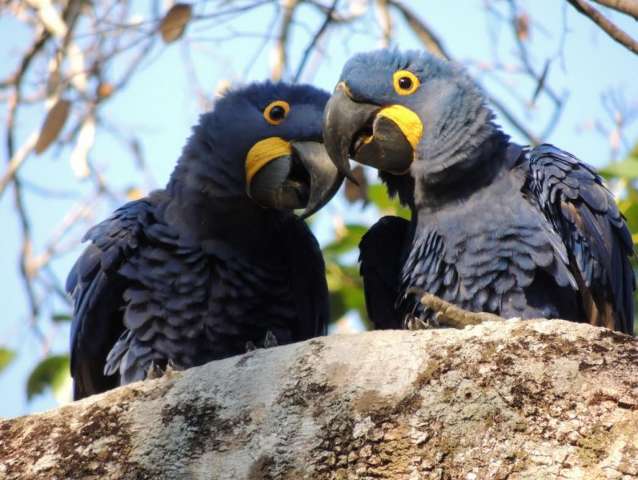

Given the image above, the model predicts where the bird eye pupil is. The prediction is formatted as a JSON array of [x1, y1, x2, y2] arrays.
[[269, 105, 286, 120], [399, 76, 412, 90]]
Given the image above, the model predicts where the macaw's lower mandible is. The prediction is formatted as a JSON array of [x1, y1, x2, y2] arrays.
[[321, 48, 634, 334], [67, 82, 344, 400]]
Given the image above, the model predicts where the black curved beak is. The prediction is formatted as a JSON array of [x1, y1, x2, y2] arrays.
[[323, 82, 418, 178], [247, 140, 343, 218], [322, 83, 377, 183], [292, 141, 344, 219]]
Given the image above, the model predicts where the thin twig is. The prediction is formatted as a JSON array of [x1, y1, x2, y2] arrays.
[[486, 93, 541, 145], [0, 132, 38, 197], [293, 0, 338, 83], [271, 0, 298, 80], [389, 0, 541, 145], [376, 0, 392, 47], [389, 0, 450, 59], [567, 0, 638, 54]]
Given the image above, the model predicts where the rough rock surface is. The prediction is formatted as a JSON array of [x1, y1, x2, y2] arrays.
[[1, 320, 637, 479]]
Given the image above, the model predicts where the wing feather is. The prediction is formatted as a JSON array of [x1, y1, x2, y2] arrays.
[[525, 144, 634, 333], [67, 199, 155, 399]]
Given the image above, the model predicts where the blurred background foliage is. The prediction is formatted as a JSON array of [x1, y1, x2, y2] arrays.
[[0, 0, 637, 415]]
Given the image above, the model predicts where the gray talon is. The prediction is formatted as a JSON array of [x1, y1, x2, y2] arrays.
[[263, 330, 279, 348]]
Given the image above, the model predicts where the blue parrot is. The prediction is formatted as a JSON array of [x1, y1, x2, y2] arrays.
[[321, 49, 634, 334], [67, 82, 343, 399]]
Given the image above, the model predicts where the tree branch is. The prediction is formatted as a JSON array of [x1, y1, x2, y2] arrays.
[[2, 322, 636, 477], [293, 0, 338, 83], [388, 0, 450, 59], [271, 0, 298, 80], [592, 0, 638, 19], [567, 0, 638, 54], [389, 0, 541, 145]]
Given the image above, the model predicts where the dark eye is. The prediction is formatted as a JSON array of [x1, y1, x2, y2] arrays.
[[263, 100, 290, 125], [269, 105, 286, 121], [392, 70, 420, 95], [398, 76, 412, 90]]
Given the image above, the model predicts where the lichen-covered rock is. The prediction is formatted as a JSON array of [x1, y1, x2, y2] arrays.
[[1, 320, 637, 479]]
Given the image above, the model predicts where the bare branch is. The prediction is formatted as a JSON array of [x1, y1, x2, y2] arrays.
[[375, 0, 393, 47], [271, 0, 298, 81], [486, 92, 541, 145], [389, 0, 541, 145], [293, 0, 338, 83], [305, 0, 368, 23], [591, 0, 638, 19], [567, 0, 638, 54], [0, 132, 38, 197], [388, 0, 450, 59]]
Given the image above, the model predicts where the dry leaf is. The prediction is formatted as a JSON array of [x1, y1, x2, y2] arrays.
[[96, 82, 114, 98], [69, 116, 95, 178], [159, 3, 192, 43], [35, 99, 71, 154], [609, 129, 621, 153], [67, 42, 88, 92], [516, 13, 529, 42], [344, 165, 368, 204], [46, 56, 61, 96], [26, 0, 67, 37], [214, 79, 232, 97], [126, 186, 144, 201]]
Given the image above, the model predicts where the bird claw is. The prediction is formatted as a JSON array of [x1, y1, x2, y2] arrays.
[[165, 359, 182, 373], [405, 311, 439, 330], [146, 361, 164, 380], [146, 359, 183, 380], [263, 330, 278, 348], [404, 293, 439, 330], [245, 331, 279, 352]]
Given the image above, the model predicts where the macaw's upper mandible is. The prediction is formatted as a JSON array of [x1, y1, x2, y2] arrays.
[[322, 49, 635, 335], [67, 82, 343, 400]]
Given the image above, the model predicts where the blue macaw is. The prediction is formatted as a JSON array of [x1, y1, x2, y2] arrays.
[[321, 49, 634, 334], [67, 82, 343, 399]]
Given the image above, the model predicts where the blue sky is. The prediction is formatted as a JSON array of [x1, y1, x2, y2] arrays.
[[1, 1, 637, 418]]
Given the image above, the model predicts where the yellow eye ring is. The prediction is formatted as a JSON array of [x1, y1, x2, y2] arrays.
[[263, 100, 290, 125], [393, 70, 420, 96]]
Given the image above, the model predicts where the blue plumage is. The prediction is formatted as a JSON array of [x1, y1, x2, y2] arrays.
[[67, 82, 340, 399], [322, 49, 634, 334]]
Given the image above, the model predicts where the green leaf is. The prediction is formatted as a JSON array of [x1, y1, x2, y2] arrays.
[[323, 224, 368, 256], [0, 348, 16, 374], [600, 158, 638, 180], [367, 184, 411, 219], [27, 354, 70, 400], [52, 313, 72, 323], [600, 145, 638, 180], [329, 291, 347, 322]]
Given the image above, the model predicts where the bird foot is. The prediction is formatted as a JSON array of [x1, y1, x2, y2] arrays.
[[404, 288, 504, 329], [419, 292, 504, 328]]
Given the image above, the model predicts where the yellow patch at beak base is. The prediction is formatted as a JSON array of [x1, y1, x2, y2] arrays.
[[377, 105, 423, 150], [245, 137, 292, 184]]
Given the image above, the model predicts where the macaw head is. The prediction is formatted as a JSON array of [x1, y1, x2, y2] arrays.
[[171, 81, 343, 218], [322, 49, 505, 207]]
